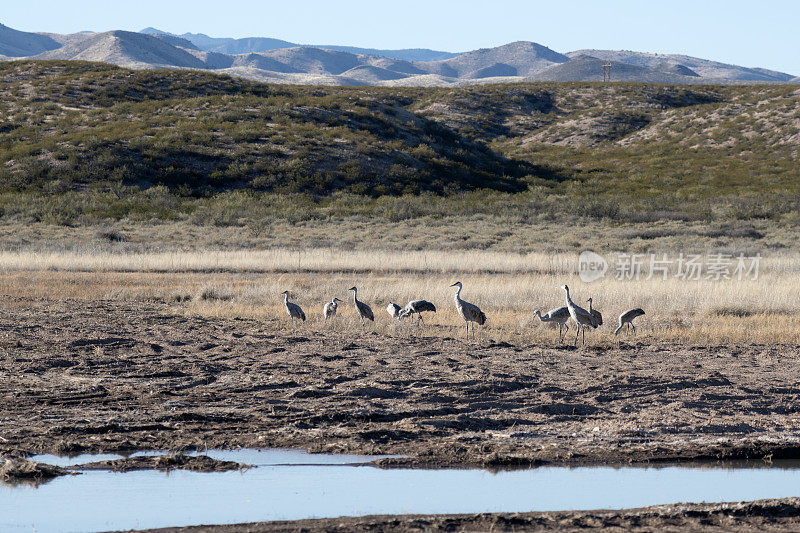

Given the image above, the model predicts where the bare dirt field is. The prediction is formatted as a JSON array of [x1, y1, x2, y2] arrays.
[[2, 293, 800, 467]]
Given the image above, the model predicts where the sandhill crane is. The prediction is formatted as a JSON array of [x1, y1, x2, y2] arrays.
[[386, 302, 410, 335], [587, 298, 603, 326], [404, 300, 436, 326], [281, 290, 306, 325], [323, 297, 342, 320], [349, 286, 374, 328], [615, 308, 646, 336], [561, 285, 597, 345], [386, 302, 405, 320], [450, 282, 486, 339], [534, 306, 570, 342]]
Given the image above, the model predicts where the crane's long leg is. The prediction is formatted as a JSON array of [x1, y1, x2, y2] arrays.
[[574, 323, 580, 346], [632, 324, 636, 337], [582, 326, 586, 345]]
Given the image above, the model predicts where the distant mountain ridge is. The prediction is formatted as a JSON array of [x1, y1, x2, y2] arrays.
[[140, 27, 458, 62], [1, 23, 795, 86]]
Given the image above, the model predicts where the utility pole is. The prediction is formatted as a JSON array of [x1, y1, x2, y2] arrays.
[[602, 61, 612, 82]]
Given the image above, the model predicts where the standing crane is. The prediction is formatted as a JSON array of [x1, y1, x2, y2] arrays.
[[587, 298, 603, 326], [450, 282, 486, 339], [615, 308, 646, 336], [561, 285, 597, 345], [281, 290, 306, 326], [403, 299, 436, 326], [534, 306, 570, 342], [323, 297, 342, 320], [349, 286, 374, 328]]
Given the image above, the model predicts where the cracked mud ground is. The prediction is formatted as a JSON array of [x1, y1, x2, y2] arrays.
[[2, 295, 800, 467]]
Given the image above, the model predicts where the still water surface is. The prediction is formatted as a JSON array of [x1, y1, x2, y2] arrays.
[[2, 449, 800, 533]]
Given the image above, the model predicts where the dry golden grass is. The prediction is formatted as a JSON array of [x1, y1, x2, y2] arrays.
[[0, 248, 797, 345], [0, 248, 573, 274]]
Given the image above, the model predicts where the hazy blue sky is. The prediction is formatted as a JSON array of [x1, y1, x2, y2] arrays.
[[4, 0, 799, 74]]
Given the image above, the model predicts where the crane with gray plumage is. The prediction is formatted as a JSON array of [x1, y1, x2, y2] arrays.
[[615, 308, 646, 336], [561, 285, 597, 345], [403, 299, 436, 326], [450, 282, 486, 339], [281, 290, 306, 325], [386, 302, 405, 320], [534, 306, 571, 342], [587, 297, 603, 326], [323, 297, 342, 320], [349, 286, 374, 328]]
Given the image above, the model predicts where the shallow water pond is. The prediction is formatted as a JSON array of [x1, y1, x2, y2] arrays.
[[3, 449, 800, 533]]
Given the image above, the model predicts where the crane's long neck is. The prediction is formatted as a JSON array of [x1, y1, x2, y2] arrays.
[[535, 310, 543, 320], [284, 293, 289, 304], [352, 289, 358, 303], [564, 288, 574, 307], [588, 299, 593, 313], [453, 285, 462, 303]]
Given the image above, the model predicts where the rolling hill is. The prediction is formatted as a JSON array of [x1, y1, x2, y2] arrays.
[[0, 60, 798, 245]]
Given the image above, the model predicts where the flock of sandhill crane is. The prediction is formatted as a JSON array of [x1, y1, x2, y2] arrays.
[[282, 283, 645, 345]]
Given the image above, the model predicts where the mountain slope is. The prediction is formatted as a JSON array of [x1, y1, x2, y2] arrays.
[[339, 64, 408, 82], [31, 31, 207, 69], [150, 33, 199, 50], [0, 23, 61, 56], [529, 55, 709, 83], [567, 49, 794, 81], [415, 41, 568, 79], [0, 61, 530, 196], [254, 47, 363, 75], [230, 52, 299, 73]]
